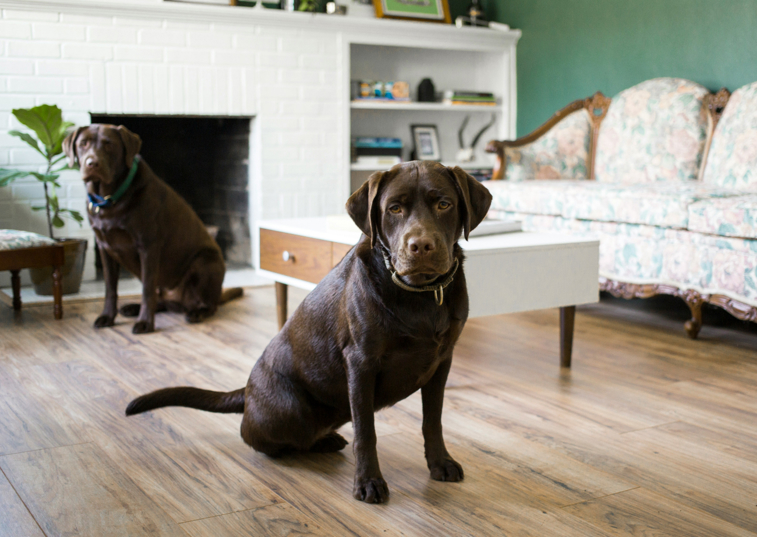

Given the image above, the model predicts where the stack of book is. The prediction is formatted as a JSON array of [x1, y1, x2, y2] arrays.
[[442, 90, 497, 106], [353, 137, 403, 167]]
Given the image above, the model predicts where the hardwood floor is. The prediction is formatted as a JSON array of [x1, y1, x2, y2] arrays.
[[1, 287, 756, 536]]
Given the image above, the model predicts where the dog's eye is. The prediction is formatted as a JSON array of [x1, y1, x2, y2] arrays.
[[438, 201, 451, 210], [388, 205, 402, 214]]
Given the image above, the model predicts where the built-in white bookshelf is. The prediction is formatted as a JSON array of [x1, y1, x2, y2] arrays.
[[345, 29, 520, 192]]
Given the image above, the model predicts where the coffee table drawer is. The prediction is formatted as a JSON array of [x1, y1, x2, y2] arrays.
[[260, 229, 332, 284]]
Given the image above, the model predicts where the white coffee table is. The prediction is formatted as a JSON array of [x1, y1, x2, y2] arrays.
[[257, 215, 599, 368]]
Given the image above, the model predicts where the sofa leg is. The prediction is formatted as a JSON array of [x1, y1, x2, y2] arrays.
[[683, 293, 703, 339]]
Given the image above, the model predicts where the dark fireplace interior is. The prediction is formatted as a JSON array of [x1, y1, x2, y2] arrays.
[[89, 114, 252, 271]]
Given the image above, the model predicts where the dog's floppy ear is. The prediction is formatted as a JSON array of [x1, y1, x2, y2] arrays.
[[116, 125, 142, 167], [62, 126, 86, 168], [447, 166, 493, 239], [346, 170, 386, 248]]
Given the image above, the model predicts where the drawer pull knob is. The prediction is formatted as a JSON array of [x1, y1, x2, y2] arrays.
[[282, 251, 294, 262]]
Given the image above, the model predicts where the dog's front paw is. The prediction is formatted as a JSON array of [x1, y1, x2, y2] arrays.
[[132, 320, 155, 334], [429, 457, 464, 482], [353, 475, 389, 504], [93, 314, 115, 328]]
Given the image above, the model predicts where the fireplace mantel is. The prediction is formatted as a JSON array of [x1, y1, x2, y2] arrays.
[[0, 0, 520, 49]]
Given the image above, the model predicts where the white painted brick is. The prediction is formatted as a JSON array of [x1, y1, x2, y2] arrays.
[[188, 31, 231, 49], [259, 85, 298, 101], [138, 64, 155, 112], [106, 63, 123, 112], [263, 116, 299, 132], [36, 60, 88, 76], [303, 85, 339, 101], [62, 43, 112, 60], [0, 59, 34, 75], [278, 69, 320, 85], [184, 66, 199, 113], [257, 68, 276, 85], [0, 22, 31, 38], [302, 146, 337, 161], [166, 48, 211, 64], [123, 64, 139, 113], [32, 23, 85, 41], [234, 34, 276, 51], [8, 77, 63, 94], [166, 20, 210, 31], [213, 50, 256, 66], [114, 16, 163, 28], [300, 54, 337, 70], [258, 25, 299, 37], [3, 10, 58, 22], [214, 67, 229, 115], [114, 46, 163, 62], [242, 68, 256, 115], [139, 29, 185, 47], [64, 78, 88, 94], [88, 26, 137, 44], [280, 100, 320, 116], [258, 52, 297, 68], [321, 39, 338, 55], [0, 79, 8, 92], [286, 132, 320, 146], [10, 148, 46, 166], [154, 65, 169, 112], [0, 94, 36, 109], [37, 95, 91, 111], [282, 161, 317, 177], [8, 41, 60, 58], [303, 116, 337, 132], [280, 37, 322, 53], [169, 64, 184, 114], [64, 112, 90, 126], [90, 63, 106, 111], [198, 66, 212, 114], [60, 14, 112, 25], [229, 67, 243, 114]]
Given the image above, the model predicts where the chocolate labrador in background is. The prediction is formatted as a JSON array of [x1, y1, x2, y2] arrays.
[[126, 161, 492, 503], [63, 124, 243, 334]]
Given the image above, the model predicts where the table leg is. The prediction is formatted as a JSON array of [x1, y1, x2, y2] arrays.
[[560, 305, 575, 368], [11, 270, 21, 311], [275, 281, 288, 330], [52, 265, 63, 320]]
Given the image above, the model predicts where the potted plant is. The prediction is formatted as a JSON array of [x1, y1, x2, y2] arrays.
[[0, 105, 87, 295]]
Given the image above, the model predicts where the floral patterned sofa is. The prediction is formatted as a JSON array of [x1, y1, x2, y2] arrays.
[[485, 77, 757, 338]]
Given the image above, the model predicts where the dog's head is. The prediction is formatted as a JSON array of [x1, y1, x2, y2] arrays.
[[62, 124, 142, 186], [347, 161, 492, 286]]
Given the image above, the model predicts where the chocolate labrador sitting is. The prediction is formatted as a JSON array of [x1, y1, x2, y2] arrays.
[[63, 124, 242, 334], [126, 161, 492, 503]]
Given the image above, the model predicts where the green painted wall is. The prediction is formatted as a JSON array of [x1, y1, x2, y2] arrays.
[[457, 0, 757, 136]]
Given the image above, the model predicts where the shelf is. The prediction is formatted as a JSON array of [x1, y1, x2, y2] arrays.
[[351, 101, 503, 113], [351, 161, 494, 171]]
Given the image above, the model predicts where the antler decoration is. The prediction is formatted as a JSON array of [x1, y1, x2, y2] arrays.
[[470, 114, 497, 149], [458, 115, 470, 149]]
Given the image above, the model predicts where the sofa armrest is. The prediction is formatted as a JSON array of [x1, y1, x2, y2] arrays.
[[487, 92, 610, 180]]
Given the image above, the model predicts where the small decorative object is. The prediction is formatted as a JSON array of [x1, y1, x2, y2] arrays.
[[353, 80, 411, 102], [359, 81, 372, 98], [456, 114, 496, 162], [281, 0, 296, 9], [326, 1, 347, 13], [0, 105, 87, 295], [373, 0, 451, 23], [391, 81, 410, 100], [298, 0, 320, 11], [417, 78, 435, 102], [454, 0, 488, 27], [411, 124, 441, 161]]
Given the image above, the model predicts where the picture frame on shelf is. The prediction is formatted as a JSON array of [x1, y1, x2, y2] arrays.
[[411, 124, 441, 161], [373, 0, 451, 24]]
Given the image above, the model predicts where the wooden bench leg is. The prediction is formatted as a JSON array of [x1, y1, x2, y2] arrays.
[[11, 270, 21, 311], [560, 305, 575, 368], [275, 282, 287, 330], [52, 265, 63, 320]]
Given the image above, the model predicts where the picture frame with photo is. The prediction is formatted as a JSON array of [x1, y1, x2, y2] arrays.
[[411, 124, 441, 161], [373, 0, 451, 24]]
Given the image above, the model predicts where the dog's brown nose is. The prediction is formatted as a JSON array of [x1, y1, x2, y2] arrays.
[[408, 236, 435, 255], [85, 157, 98, 169]]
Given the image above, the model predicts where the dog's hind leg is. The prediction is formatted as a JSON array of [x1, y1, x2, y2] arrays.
[[309, 432, 348, 453]]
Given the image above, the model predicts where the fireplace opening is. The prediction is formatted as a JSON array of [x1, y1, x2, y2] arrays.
[[89, 114, 253, 274]]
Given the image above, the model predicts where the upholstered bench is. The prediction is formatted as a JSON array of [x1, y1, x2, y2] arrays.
[[0, 230, 64, 319]]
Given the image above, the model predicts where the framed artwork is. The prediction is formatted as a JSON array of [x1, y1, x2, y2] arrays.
[[411, 124, 441, 161], [373, 0, 451, 24]]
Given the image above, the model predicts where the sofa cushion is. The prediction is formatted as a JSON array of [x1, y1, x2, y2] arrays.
[[562, 182, 738, 229], [594, 78, 710, 183], [484, 180, 582, 216], [0, 229, 56, 251], [505, 109, 592, 181], [702, 82, 757, 191], [689, 195, 757, 239]]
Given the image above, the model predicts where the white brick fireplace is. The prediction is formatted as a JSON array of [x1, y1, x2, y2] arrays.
[[0, 0, 520, 287]]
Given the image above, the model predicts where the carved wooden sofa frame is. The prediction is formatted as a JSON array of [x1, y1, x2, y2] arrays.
[[485, 88, 755, 339]]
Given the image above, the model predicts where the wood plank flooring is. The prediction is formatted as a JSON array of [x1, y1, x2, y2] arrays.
[[1, 288, 756, 536]]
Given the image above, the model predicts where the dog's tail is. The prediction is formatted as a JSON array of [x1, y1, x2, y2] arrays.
[[125, 387, 246, 416], [220, 287, 244, 305]]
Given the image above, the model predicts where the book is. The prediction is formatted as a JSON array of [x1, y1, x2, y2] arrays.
[[443, 99, 498, 106], [355, 156, 402, 167], [354, 137, 403, 149]]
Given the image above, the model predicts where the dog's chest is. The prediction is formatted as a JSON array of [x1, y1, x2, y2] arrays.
[[91, 221, 140, 273]]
